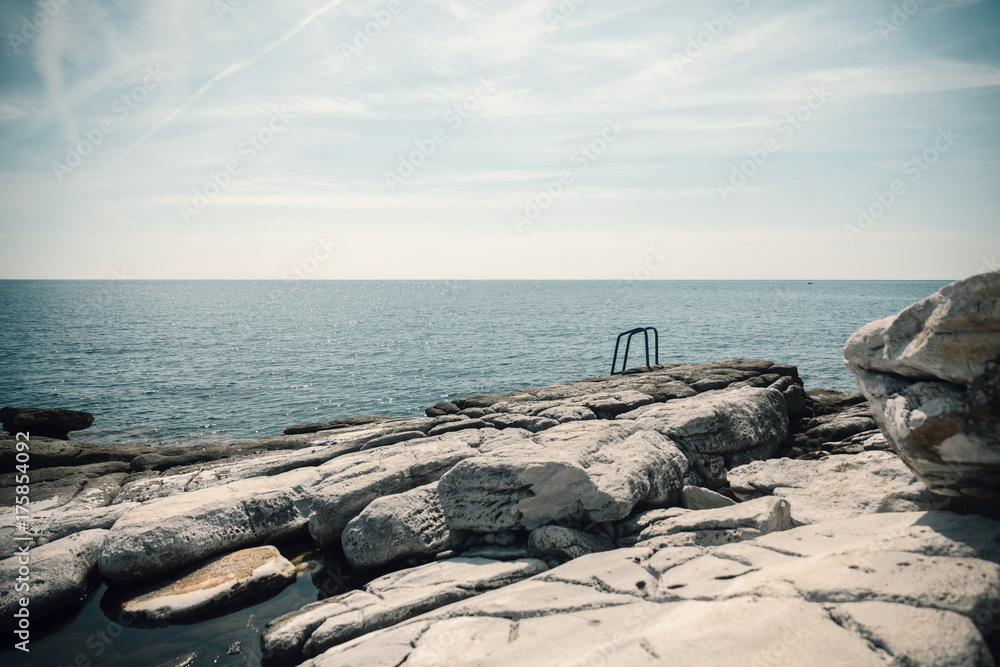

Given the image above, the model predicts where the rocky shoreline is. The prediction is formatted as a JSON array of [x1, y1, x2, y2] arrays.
[[2, 272, 998, 666]]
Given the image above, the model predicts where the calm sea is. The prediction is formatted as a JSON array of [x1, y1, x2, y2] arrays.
[[0, 280, 947, 446]]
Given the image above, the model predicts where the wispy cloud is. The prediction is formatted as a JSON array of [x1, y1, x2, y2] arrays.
[[116, 0, 345, 162]]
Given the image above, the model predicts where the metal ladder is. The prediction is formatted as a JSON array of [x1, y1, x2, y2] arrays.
[[610, 327, 659, 375]]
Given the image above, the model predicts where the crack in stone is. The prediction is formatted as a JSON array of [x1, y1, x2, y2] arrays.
[[823, 605, 897, 664], [540, 574, 651, 600], [639, 638, 661, 660]]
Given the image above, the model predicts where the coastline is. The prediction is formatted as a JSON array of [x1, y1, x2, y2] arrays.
[[7, 356, 995, 665]]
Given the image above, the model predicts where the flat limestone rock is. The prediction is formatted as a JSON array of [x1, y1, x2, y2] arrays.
[[0, 434, 158, 469], [748, 510, 1000, 562], [427, 419, 489, 437], [728, 451, 947, 525], [627, 496, 793, 549], [306, 592, 883, 667], [725, 549, 1000, 630], [261, 557, 547, 664], [308, 435, 483, 547], [0, 529, 107, 629], [535, 405, 596, 423], [341, 482, 455, 570], [535, 547, 656, 598], [0, 464, 129, 513], [117, 546, 295, 622], [99, 467, 321, 583], [804, 410, 879, 445], [114, 442, 360, 505], [480, 413, 560, 433], [438, 421, 688, 532], [617, 386, 788, 457], [588, 597, 887, 667], [618, 386, 788, 488], [830, 601, 993, 667], [38, 502, 140, 547], [303, 508, 999, 667], [360, 430, 426, 450]]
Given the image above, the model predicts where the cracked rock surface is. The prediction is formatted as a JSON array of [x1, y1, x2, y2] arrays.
[[5, 344, 996, 665], [300, 510, 1000, 667]]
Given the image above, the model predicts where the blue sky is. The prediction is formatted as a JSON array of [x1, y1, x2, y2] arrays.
[[0, 0, 997, 279]]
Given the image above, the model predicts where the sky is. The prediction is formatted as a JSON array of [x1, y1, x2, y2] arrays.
[[0, 0, 997, 280]]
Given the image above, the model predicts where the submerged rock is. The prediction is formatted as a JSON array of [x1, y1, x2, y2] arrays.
[[116, 546, 295, 622], [844, 270, 1000, 498]]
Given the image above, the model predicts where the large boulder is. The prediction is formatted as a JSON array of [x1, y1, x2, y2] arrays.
[[437, 421, 689, 532], [0, 407, 94, 439], [843, 270, 1000, 498], [617, 386, 789, 487], [308, 434, 484, 547], [341, 482, 455, 570]]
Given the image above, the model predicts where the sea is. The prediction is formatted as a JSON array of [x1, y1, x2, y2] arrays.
[[0, 280, 948, 446]]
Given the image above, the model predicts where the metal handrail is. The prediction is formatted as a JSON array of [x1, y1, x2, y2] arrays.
[[610, 327, 659, 375]]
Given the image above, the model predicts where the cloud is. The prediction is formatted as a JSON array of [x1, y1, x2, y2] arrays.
[[116, 0, 346, 162]]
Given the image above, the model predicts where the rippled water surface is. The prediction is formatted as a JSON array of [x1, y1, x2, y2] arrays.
[[0, 280, 948, 445]]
